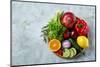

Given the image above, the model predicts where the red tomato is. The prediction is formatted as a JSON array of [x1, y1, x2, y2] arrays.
[[61, 12, 76, 29], [55, 49, 63, 56]]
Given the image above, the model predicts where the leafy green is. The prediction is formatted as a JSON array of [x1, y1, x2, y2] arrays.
[[41, 10, 67, 42]]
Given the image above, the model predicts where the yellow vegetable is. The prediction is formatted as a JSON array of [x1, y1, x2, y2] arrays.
[[77, 36, 89, 48]]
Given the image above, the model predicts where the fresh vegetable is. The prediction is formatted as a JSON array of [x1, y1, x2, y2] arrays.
[[63, 48, 70, 58], [62, 40, 71, 48], [71, 30, 79, 39], [63, 29, 70, 39], [60, 12, 76, 29], [55, 49, 63, 56], [77, 36, 89, 48], [63, 48, 77, 58], [41, 11, 89, 59], [69, 49, 74, 57], [68, 38, 82, 53], [76, 17, 80, 22], [69, 48, 77, 58], [49, 39, 61, 52], [71, 48, 77, 56], [41, 10, 67, 42], [75, 19, 89, 36]]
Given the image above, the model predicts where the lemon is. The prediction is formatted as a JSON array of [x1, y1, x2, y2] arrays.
[[77, 36, 89, 48]]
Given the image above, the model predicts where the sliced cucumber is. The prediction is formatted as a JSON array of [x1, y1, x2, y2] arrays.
[[65, 49, 69, 52], [69, 49, 74, 58], [63, 49, 70, 58], [68, 38, 81, 52], [71, 48, 77, 56]]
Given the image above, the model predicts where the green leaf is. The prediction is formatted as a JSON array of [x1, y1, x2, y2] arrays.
[[41, 10, 67, 42]]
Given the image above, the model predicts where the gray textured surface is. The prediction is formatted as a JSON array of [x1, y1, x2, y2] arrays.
[[12, 1, 96, 65]]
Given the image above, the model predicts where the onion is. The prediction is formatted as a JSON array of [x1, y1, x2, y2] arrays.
[[62, 40, 71, 48]]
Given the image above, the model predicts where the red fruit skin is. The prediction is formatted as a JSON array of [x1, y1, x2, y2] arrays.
[[61, 12, 76, 29], [75, 19, 89, 36], [71, 30, 79, 39], [63, 30, 70, 39], [55, 49, 63, 56], [76, 17, 80, 23]]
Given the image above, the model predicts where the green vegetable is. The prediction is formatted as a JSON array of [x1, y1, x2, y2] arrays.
[[63, 48, 77, 58], [69, 48, 77, 58], [71, 48, 77, 56], [63, 48, 70, 58], [41, 10, 67, 42], [69, 49, 74, 58], [68, 38, 82, 53]]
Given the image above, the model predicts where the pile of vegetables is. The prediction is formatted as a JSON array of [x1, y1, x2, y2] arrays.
[[41, 11, 66, 42], [41, 10, 89, 58]]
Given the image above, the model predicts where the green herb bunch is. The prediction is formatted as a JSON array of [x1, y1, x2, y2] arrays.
[[41, 10, 67, 42]]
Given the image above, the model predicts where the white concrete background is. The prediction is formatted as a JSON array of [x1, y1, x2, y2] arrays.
[[12, 1, 96, 65]]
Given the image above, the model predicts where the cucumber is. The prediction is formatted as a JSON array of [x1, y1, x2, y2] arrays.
[[69, 49, 74, 58], [65, 48, 69, 52], [63, 49, 70, 58], [71, 48, 77, 56], [68, 38, 82, 53]]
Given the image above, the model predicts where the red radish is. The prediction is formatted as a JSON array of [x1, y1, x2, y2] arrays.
[[60, 12, 76, 29]]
